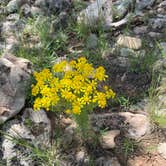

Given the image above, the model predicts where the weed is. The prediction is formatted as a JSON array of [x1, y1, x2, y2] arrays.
[[148, 74, 166, 128], [117, 96, 130, 110], [145, 145, 157, 153], [122, 138, 138, 157]]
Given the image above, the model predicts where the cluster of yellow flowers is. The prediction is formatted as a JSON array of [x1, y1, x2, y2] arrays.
[[32, 57, 115, 115]]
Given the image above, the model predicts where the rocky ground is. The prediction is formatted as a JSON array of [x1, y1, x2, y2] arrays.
[[0, 0, 166, 165]]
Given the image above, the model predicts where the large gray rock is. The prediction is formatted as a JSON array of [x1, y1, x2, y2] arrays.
[[0, 54, 32, 124], [2, 108, 51, 165], [78, 0, 113, 28]]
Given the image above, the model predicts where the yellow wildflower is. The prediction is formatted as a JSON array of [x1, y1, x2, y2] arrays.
[[94, 66, 107, 81]]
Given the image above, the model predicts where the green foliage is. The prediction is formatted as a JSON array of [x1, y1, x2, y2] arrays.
[[148, 74, 166, 128], [129, 50, 159, 73], [117, 96, 130, 110], [122, 138, 138, 157]]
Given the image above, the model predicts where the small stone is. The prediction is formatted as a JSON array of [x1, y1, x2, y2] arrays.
[[35, 0, 47, 8], [148, 32, 162, 38], [158, 1, 166, 8], [133, 26, 148, 34], [159, 42, 166, 55], [158, 143, 166, 159], [5, 35, 19, 53], [76, 150, 85, 162], [61, 117, 73, 126], [117, 35, 142, 50], [6, 14, 20, 21], [31, 6, 44, 16], [149, 18, 166, 30], [136, 0, 155, 10], [100, 130, 120, 149], [157, 7, 166, 14], [20, 4, 31, 17]]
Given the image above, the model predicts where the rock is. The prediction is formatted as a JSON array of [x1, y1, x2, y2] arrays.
[[153, 58, 166, 77], [76, 150, 86, 163], [158, 1, 166, 8], [159, 42, 166, 55], [0, 54, 32, 124], [1, 20, 25, 38], [2, 108, 51, 165], [119, 47, 137, 57], [157, 7, 166, 14], [6, 0, 28, 13], [22, 108, 51, 146], [20, 4, 31, 17], [128, 154, 166, 166], [95, 157, 121, 166], [149, 18, 166, 30], [136, 0, 155, 10], [129, 99, 148, 114], [2, 119, 35, 166], [78, 0, 113, 28], [133, 26, 148, 34], [100, 130, 120, 149], [148, 32, 162, 38], [158, 143, 166, 159], [113, 0, 135, 20], [6, 14, 20, 21], [35, 0, 47, 8], [31, 6, 44, 16], [4, 35, 19, 53], [117, 35, 142, 50], [6, 0, 20, 13], [1, 21, 17, 37], [61, 123, 76, 146], [86, 33, 98, 49], [119, 112, 151, 139], [91, 112, 151, 139]]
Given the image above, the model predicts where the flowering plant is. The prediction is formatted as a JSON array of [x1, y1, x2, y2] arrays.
[[32, 57, 115, 136]]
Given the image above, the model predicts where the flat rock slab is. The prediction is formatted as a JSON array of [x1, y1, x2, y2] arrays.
[[117, 35, 142, 50], [91, 112, 151, 140], [0, 54, 32, 124]]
